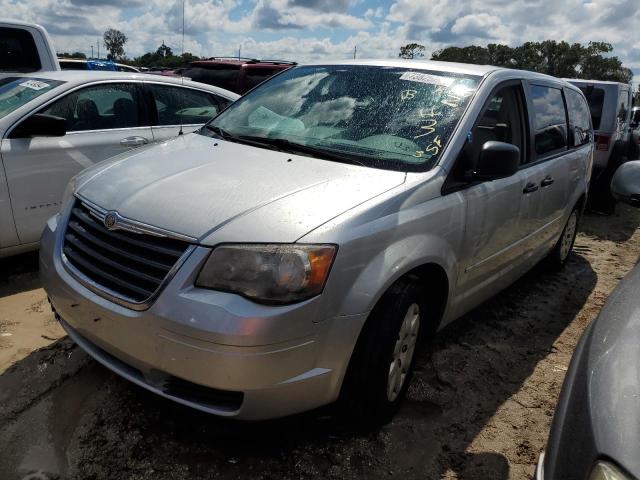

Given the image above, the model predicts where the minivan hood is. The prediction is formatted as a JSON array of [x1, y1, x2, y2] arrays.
[[76, 133, 406, 243]]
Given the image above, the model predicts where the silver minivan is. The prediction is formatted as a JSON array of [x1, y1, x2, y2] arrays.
[[40, 60, 593, 425]]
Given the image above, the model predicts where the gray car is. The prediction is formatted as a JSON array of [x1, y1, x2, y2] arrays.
[[40, 60, 593, 424], [537, 262, 640, 480]]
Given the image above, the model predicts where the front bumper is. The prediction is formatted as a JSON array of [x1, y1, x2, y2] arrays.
[[40, 213, 366, 420]]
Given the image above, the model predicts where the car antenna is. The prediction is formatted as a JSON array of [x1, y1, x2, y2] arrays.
[[178, 0, 185, 136]]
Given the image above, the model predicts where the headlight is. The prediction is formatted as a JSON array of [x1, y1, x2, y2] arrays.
[[589, 461, 633, 480], [61, 175, 78, 211], [196, 244, 337, 304]]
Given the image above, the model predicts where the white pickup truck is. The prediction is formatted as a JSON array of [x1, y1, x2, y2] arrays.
[[0, 19, 60, 74]]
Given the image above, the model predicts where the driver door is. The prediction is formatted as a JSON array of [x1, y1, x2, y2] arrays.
[[454, 82, 543, 309], [1, 81, 152, 245]]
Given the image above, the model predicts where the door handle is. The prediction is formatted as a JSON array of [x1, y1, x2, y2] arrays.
[[120, 136, 149, 147], [540, 176, 555, 187], [523, 182, 539, 194]]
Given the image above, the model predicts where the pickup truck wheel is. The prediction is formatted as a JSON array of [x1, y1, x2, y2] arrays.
[[546, 208, 579, 270], [338, 280, 424, 428]]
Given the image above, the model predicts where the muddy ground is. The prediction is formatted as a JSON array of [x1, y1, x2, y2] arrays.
[[1, 205, 639, 480]]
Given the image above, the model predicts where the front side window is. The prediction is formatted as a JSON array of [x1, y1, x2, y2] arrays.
[[0, 27, 41, 72], [148, 84, 226, 126], [204, 65, 480, 171], [565, 89, 592, 147], [453, 85, 526, 180], [530, 85, 568, 157], [0, 77, 64, 118], [40, 83, 140, 132]]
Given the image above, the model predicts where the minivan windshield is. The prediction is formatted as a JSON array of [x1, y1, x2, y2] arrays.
[[0, 77, 64, 118], [203, 65, 480, 171]]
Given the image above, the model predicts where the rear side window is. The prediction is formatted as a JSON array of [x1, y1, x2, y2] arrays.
[[579, 87, 604, 130], [183, 67, 240, 93], [617, 89, 630, 123], [0, 27, 41, 73], [565, 89, 592, 147], [530, 85, 567, 157], [148, 84, 227, 126], [245, 69, 277, 90]]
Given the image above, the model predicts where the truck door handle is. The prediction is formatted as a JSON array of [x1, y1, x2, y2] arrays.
[[120, 136, 149, 147], [541, 176, 555, 187], [523, 182, 539, 194]]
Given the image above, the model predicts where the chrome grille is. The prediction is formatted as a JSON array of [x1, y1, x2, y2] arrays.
[[62, 199, 192, 306]]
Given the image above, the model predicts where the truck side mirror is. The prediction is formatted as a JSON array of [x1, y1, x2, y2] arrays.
[[611, 161, 640, 207], [475, 141, 520, 180], [9, 114, 67, 139]]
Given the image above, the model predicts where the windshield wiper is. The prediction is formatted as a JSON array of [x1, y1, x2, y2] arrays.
[[235, 135, 369, 167]]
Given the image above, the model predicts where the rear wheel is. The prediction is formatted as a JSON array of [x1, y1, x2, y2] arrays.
[[546, 208, 579, 270], [338, 280, 425, 428]]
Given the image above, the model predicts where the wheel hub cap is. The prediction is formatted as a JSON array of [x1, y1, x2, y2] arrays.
[[387, 303, 420, 402]]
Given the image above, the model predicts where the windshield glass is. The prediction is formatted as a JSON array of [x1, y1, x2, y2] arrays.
[[0, 77, 64, 118], [203, 65, 480, 171]]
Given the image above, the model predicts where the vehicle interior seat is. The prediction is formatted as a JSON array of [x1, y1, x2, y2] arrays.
[[73, 99, 101, 131], [113, 98, 137, 128]]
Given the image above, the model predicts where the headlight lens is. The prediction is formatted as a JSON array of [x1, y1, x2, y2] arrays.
[[196, 244, 337, 304], [61, 175, 78, 211], [589, 461, 632, 480]]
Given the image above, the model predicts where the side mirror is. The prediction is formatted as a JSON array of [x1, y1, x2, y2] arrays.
[[475, 141, 520, 180], [611, 160, 640, 207], [9, 114, 66, 139]]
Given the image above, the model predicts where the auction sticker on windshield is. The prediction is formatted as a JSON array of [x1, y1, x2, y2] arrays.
[[19, 80, 50, 90], [399, 71, 455, 87]]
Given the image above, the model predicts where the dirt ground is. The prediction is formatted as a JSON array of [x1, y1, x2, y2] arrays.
[[1, 204, 639, 480]]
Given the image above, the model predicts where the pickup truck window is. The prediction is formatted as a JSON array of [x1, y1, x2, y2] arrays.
[[205, 65, 480, 172], [0, 27, 41, 72], [0, 77, 64, 118]]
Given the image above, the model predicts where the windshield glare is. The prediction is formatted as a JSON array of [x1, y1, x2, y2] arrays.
[[205, 65, 479, 171], [0, 77, 64, 119]]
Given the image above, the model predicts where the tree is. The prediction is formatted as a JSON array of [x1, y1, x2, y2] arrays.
[[103, 28, 127, 61], [431, 40, 633, 84], [58, 51, 86, 59], [399, 43, 425, 59], [156, 42, 173, 58]]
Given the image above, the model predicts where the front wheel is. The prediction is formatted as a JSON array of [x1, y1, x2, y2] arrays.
[[546, 208, 579, 270], [338, 280, 424, 428]]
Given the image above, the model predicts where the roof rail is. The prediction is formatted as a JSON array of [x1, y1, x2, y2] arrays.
[[257, 60, 297, 65]]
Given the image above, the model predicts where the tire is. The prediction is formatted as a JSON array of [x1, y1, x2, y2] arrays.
[[338, 280, 425, 428], [546, 207, 579, 270]]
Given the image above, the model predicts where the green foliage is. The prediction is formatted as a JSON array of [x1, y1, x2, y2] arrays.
[[399, 43, 426, 59], [132, 47, 201, 69], [103, 28, 127, 61], [431, 40, 633, 83], [58, 51, 87, 59]]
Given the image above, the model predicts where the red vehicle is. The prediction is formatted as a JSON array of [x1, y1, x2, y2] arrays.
[[182, 58, 295, 95]]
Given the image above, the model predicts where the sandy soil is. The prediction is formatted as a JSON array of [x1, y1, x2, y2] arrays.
[[0, 204, 639, 480], [0, 252, 65, 374]]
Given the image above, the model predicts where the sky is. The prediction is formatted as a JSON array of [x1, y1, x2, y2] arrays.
[[3, 0, 639, 86]]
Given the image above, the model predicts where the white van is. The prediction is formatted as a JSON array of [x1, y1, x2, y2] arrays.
[[567, 79, 632, 212], [0, 19, 60, 74]]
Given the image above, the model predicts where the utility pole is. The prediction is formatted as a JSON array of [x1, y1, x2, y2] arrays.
[[238, 45, 241, 60], [91, 45, 94, 58], [353, 45, 357, 59], [97, 37, 100, 59]]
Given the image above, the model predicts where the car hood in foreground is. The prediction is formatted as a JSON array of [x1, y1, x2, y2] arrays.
[[75, 133, 406, 243], [543, 263, 640, 480]]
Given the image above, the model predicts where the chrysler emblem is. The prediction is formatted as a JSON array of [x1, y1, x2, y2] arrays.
[[104, 212, 118, 230]]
